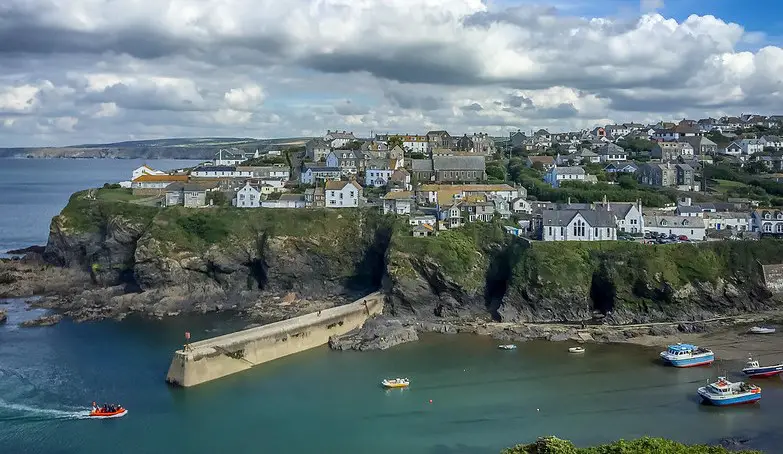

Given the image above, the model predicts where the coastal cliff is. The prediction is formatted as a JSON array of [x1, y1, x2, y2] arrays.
[[5, 187, 783, 326]]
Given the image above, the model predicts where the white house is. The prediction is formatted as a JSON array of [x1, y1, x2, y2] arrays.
[[234, 183, 262, 208], [603, 201, 644, 234], [643, 215, 706, 240], [191, 166, 252, 179], [402, 135, 428, 154], [703, 212, 750, 232], [738, 139, 764, 156], [325, 180, 362, 208], [409, 215, 436, 226], [132, 165, 165, 180], [324, 130, 356, 149], [544, 166, 586, 188], [761, 135, 783, 150], [131, 174, 189, 189], [214, 148, 256, 166], [752, 209, 783, 235], [510, 197, 532, 214], [382, 191, 414, 215], [299, 166, 341, 184], [597, 143, 627, 163], [260, 194, 306, 208], [541, 209, 617, 241]]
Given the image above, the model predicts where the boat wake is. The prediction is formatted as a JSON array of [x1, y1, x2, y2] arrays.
[[0, 399, 90, 421]]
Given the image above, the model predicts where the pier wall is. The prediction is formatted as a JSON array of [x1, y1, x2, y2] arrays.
[[762, 264, 783, 294], [165, 292, 384, 388]]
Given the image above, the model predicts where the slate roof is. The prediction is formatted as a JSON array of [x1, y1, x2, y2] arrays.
[[325, 180, 362, 191], [555, 166, 586, 175], [542, 209, 617, 228], [432, 156, 485, 170], [598, 143, 625, 155], [304, 166, 341, 172], [644, 215, 705, 228], [411, 159, 434, 171]]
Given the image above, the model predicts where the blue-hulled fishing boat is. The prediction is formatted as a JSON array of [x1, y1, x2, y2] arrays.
[[659, 343, 714, 367], [697, 377, 761, 406], [742, 357, 783, 378]]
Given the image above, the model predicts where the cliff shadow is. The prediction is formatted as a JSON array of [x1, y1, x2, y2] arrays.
[[590, 263, 616, 315], [485, 238, 529, 321], [344, 224, 393, 295], [245, 231, 269, 290]]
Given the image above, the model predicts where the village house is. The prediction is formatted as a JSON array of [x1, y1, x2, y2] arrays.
[[509, 130, 527, 148], [416, 184, 525, 207], [644, 215, 706, 240], [703, 212, 750, 232], [533, 129, 552, 147], [525, 155, 556, 170], [409, 215, 437, 226], [723, 139, 764, 159], [604, 162, 638, 174], [325, 150, 365, 175], [261, 194, 307, 209], [510, 197, 532, 214], [365, 159, 394, 188], [637, 163, 695, 189], [325, 180, 362, 208], [540, 209, 617, 241], [165, 182, 218, 208], [651, 141, 694, 162], [388, 168, 412, 191], [597, 143, 628, 163], [131, 174, 189, 194], [426, 130, 452, 150], [382, 191, 415, 215], [598, 200, 644, 234], [683, 136, 718, 156], [305, 139, 331, 161], [751, 209, 783, 236], [412, 223, 436, 237], [191, 166, 252, 179], [471, 133, 496, 155], [132, 164, 166, 180], [605, 124, 630, 138], [304, 187, 325, 208], [233, 182, 264, 208], [299, 165, 341, 184], [324, 130, 356, 149], [401, 135, 428, 154], [761, 136, 783, 150], [410, 156, 486, 183], [544, 166, 587, 188], [235, 165, 290, 181], [652, 129, 679, 142], [214, 148, 257, 166]]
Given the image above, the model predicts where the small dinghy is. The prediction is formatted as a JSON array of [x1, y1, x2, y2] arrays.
[[568, 347, 585, 354], [748, 326, 776, 334], [742, 357, 783, 378], [381, 378, 410, 389], [89, 403, 127, 419], [498, 344, 517, 350]]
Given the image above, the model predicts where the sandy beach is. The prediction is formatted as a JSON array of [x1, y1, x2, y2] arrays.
[[626, 323, 783, 362]]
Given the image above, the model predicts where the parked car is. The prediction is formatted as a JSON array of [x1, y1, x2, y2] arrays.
[[678, 235, 689, 241]]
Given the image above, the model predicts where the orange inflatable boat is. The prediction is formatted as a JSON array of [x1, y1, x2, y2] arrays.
[[89, 404, 128, 418]]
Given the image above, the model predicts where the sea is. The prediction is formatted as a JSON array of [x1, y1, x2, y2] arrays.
[[1, 158, 783, 453]]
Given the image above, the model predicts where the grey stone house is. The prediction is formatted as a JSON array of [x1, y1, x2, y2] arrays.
[[637, 163, 695, 188], [305, 138, 331, 162], [410, 156, 486, 183], [165, 182, 218, 207], [426, 130, 452, 150]]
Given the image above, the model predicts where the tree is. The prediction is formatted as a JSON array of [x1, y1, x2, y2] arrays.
[[345, 140, 363, 150], [531, 161, 545, 171], [388, 135, 404, 150], [206, 191, 229, 206], [486, 165, 505, 181]]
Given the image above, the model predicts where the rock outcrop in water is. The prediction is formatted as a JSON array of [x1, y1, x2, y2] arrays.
[[328, 316, 418, 351], [3, 187, 783, 331]]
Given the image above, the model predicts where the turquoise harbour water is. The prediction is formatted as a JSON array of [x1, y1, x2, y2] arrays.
[[2, 159, 783, 453]]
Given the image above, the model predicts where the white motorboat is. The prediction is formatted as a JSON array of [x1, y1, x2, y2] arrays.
[[749, 326, 776, 334], [498, 344, 517, 350], [568, 347, 585, 354], [381, 378, 410, 388]]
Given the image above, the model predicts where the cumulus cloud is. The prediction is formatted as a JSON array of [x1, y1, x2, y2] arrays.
[[0, 0, 781, 146]]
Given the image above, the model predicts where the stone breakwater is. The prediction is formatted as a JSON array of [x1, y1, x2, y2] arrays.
[[166, 293, 384, 387]]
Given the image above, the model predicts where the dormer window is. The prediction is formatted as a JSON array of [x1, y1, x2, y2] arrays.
[[778, 213, 783, 220], [765, 212, 771, 220], [660, 220, 667, 226], [682, 220, 689, 226]]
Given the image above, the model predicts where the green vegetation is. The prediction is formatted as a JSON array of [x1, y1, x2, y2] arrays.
[[507, 160, 675, 207], [706, 164, 783, 205], [58, 189, 159, 233], [392, 221, 508, 291], [503, 436, 760, 454], [511, 239, 783, 303]]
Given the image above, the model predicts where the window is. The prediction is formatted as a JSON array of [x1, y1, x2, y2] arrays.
[[764, 223, 773, 232], [548, 227, 552, 236], [594, 228, 598, 237]]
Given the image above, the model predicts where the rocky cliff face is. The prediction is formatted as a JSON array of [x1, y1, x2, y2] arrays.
[[7, 190, 783, 325]]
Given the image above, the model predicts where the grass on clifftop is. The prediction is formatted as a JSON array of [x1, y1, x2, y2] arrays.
[[58, 189, 160, 233], [513, 239, 783, 300], [391, 221, 510, 292], [503, 436, 760, 453]]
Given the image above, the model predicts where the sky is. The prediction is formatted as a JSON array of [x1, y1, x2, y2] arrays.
[[1, 0, 783, 147]]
